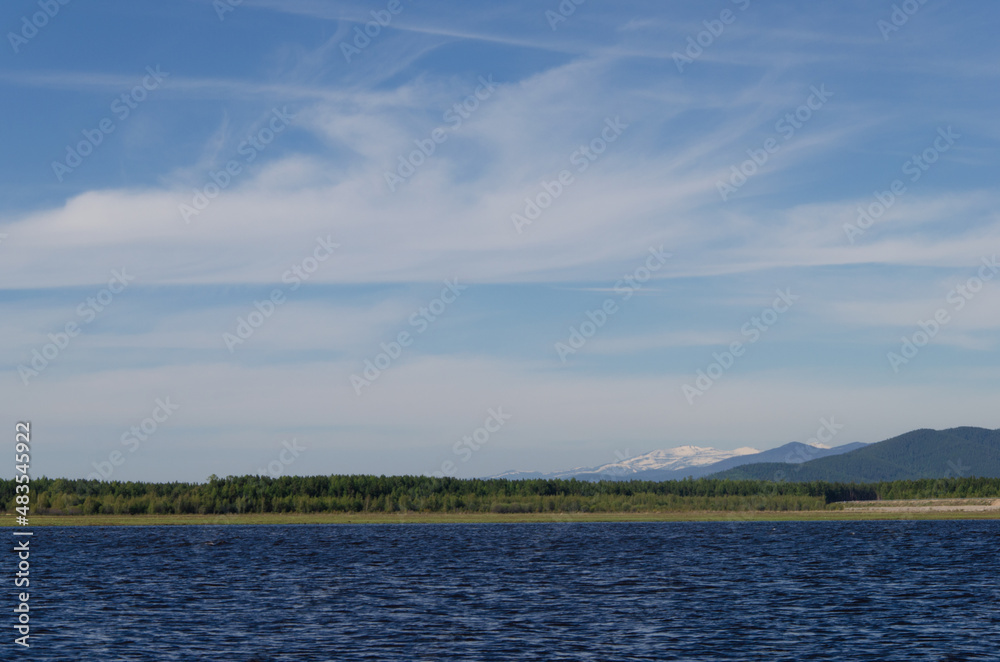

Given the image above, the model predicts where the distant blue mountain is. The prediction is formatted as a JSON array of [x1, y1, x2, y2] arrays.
[[708, 427, 1000, 482], [679, 441, 869, 479]]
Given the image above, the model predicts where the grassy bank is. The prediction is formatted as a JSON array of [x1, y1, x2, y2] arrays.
[[5, 508, 1000, 526]]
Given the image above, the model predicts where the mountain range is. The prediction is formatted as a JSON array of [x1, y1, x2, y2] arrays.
[[492, 440, 867, 482], [492, 426, 1000, 483], [710, 427, 1000, 482]]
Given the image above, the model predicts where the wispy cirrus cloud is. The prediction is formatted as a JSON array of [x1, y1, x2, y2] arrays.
[[2, 0, 999, 480]]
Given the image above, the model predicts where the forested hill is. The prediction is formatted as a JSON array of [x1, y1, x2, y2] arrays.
[[708, 427, 1000, 482]]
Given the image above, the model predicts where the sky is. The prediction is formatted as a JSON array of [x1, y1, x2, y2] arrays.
[[1, 0, 998, 482]]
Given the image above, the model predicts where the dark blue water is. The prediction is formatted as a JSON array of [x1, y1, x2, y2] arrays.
[[9, 521, 1000, 660]]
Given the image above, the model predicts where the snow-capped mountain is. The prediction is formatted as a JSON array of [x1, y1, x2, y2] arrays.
[[491, 445, 760, 480], [488, 441, 868, 481], [590, 445, 760, 475]]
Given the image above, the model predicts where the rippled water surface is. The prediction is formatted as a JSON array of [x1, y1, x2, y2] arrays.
[[17, 521, 1000, 660]]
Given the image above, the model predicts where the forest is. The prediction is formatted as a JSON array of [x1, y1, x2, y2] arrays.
[[3, 475, 999, 516]]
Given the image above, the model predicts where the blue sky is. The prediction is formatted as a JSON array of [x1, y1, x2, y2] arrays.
[[2, 0, 998, 481]]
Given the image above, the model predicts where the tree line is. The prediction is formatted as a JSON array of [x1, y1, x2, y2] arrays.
[[1, 475, 997, 516]]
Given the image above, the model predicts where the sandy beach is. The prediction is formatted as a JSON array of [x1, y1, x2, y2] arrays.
[[836, 498, 1000, 513]]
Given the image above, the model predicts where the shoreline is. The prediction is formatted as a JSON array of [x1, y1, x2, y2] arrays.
[[5, 507, 1000, 526]]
